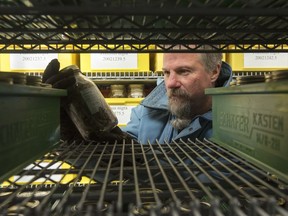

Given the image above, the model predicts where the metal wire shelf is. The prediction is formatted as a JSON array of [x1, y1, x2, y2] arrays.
[[85, 71, 160, 79], [0, 0, 288, 52], [0, 139, 287, 215]]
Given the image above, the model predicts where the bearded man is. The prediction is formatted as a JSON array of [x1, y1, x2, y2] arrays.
[[43, 52, 232, 144], [123, 53, 232, 144]]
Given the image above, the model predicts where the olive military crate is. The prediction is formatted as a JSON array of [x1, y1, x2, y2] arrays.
[[0, 83, 66, 182], [206, 80, 288, 183]]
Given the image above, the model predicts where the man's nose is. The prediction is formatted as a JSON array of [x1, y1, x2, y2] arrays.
[[165, 72, 181, 88]]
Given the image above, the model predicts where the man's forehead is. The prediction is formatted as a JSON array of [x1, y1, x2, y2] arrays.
[[163, 53, 200, 59], [163, 53, 201, 63]]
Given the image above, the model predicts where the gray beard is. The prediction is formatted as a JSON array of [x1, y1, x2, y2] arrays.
[[170, 118, 191, 130], [167, 87, 212, 130], [168, 92, 194, 130]]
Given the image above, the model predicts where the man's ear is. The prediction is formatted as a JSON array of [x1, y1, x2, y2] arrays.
[[210, 63, 221, 82]]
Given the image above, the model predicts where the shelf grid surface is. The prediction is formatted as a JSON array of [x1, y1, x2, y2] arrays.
[[0, 138, 287, 215]]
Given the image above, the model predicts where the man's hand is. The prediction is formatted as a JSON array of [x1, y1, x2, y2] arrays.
[[43, 59, 78, 89], [43, 59, 83, 141], [43, 59, 133, 143], [92, 126, 134, 143]]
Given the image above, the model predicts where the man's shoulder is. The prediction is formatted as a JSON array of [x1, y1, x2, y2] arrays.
[[216, 61, 233, 87]]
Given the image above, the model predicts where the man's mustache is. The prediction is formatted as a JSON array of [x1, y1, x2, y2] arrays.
[[167, 88, 188, 98]]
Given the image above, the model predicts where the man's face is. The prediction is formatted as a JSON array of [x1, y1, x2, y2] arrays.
[[163, 53, 216, 119]]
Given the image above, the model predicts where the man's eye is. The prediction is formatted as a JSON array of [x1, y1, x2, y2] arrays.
[[162, 70, 169, 76], [179, 69, 191, 75]]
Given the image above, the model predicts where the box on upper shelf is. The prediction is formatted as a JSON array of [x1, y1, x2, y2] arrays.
[[0, 53, 79, 72], [226, 45, 288, 71], [80, 53, 150, 73], [80, 46, 150, 73]]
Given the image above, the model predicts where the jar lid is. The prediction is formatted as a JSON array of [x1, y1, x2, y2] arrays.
[[271, 70, 288, 80], [129, 84, 144, 88], [0, 72, 27, 85], [9, 72, 26, 79], [111, 84, 125, 89], [0, 77, 13, 84], [26, 75, 42, 86]]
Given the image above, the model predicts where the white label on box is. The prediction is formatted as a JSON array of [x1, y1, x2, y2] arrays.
[[244, 53, 288, 68], [110, 105, 136, 125], [13, 161, 64, 183], [90, 53, 138, 69], [10, 53, 58, 69]]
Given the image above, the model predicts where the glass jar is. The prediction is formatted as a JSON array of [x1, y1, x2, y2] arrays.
[[26, 75, 42, 86], [62, 65, 118, 141], [0, 72, 13, 84], [128, 84, 144, 98], [110, 84, 126, 98]]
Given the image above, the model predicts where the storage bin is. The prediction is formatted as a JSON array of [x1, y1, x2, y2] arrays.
[[0, 83, 66, 183], [206, 80, 288, 183], [227, 51, 288, 71], [80, 53, 150, 72], [105, 98, 143, 127], [0, 53, 79, 72]]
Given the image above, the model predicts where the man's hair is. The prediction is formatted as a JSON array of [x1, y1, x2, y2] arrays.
[[199, 53, 222, 73]]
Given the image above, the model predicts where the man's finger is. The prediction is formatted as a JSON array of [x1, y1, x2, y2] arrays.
[[42, 59, 60, 83]]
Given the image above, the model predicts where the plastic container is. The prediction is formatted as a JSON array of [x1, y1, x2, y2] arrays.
[[62, 66, 118, 141]]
